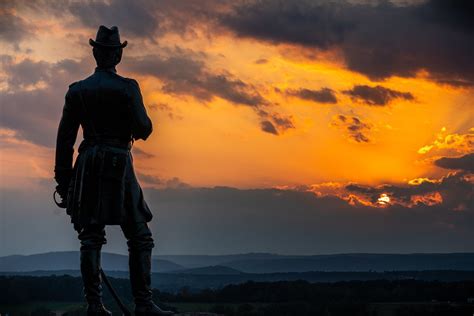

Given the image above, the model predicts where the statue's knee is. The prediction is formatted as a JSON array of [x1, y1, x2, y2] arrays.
[[78, 225, 107, 251], [126, 223, 154, 251], [80, 240, 106, 251], [128, 235, 154, 251], [127, 239, 155, 251]]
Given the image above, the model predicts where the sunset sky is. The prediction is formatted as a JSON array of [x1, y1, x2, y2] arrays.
[[0, 0, 473, 256]]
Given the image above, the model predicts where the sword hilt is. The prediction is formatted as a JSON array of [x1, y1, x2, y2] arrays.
[[53, 190, 67, 208]]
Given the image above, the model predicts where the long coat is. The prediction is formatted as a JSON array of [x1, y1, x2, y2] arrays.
[[55, 67, 153, 225]]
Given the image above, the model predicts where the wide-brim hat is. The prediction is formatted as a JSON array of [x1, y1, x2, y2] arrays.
[[89, 25, 128, 49]]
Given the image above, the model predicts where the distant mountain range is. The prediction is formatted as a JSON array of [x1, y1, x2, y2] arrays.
[[169, 265, 243, 275], [0, 251, 182, 272], [156, 253, 280, 268], [1, 252, 474, 274], [157, 253, 474, 273]]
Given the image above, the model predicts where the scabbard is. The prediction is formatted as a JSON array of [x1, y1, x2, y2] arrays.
[[100, 268, 132, 316]]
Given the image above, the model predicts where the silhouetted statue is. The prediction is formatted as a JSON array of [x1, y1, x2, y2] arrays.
[[54, 25, 173, 316]]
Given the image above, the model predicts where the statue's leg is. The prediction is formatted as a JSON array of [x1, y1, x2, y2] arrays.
[[121, 222, 173, 315], [78, 224, 112, 316]]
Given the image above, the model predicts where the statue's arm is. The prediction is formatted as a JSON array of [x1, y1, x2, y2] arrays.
[[128, 79, 153, 140], [54, 86, 80, 194]]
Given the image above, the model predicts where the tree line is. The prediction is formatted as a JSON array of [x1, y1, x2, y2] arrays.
[[1, 276, 473, 315]]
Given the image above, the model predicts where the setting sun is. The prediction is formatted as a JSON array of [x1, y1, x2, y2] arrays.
[[377, 193, 391, 206]]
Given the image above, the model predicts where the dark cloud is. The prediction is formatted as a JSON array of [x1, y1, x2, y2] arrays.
[[222, 0, 351, 49], [136, 172, 190, 189], [124, 52, 267, 108], [258, 110, 295, 135], [11, 0, 160, 39], [149, 102, 183, 120], [435, 153, 474, 172], [0, 89, 62, 146], [2, 58, 50, 87], [136, 172, 164, 186], [434, 79, 474, 88], [346, 172, 473, 211], [255, 58, 268, 64], [14, 0, 229, 41], [200, 74, 266, 106], [271, 113, 294, 131], [343, 85, 414, 106], [332, 115, 371, 143], [419, 0, 474, 32], [68, 0, 159, 39], [0, 55, 91, 146], [0, 9, 35, 49], [125, 51, 298, 136], [220, 0, 474, 85], [1, 56, 87, 90], [286, 87, 337, 104], [260, 120, 278, 135], [6, 0, 474, 87], [132, 147, 155, 159]]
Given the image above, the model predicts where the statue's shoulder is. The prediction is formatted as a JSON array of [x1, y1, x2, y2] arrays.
[[66, 80, 81, 98], [68, 72, 96, 91], [115, 74, 140, 91], [68, 78, 88, 90], [68, 80, 80, 89], [117, 74, 138, 85], [110, 73, 138, 87]]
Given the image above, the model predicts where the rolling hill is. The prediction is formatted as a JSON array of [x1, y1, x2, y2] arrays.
[[160, 253, 474, 273], [0, 251, 182, 272], [2, 252, 474, 274]]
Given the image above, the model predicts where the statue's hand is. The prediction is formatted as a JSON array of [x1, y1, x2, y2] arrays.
[[54, 170, 71, 209], [54, 185, 68, 208]]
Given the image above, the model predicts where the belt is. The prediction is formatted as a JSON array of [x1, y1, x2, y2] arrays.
[[82, 138, 132, 150]]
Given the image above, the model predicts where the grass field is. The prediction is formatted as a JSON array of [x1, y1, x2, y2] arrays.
[[2, 300, 474, 316], [0, 301, 85, 315], [0, 301, 240, 315]]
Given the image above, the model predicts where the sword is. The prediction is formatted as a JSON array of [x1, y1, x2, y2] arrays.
[[100, 268, 132, 316]]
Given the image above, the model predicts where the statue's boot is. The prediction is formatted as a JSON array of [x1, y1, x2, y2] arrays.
[[81, 249, 112, 316], [130, 249, 174, 315]]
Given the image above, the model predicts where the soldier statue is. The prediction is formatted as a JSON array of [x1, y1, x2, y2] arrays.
[[54, 25, 173, 315]]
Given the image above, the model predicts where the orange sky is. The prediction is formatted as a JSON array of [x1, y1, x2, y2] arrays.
[[0, 0, 473, 198]]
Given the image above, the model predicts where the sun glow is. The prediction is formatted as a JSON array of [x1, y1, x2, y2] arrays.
[[377, 193, 391, 206]]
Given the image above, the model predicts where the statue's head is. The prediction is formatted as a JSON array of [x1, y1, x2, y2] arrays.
[[92, 46, 123, 68], [89, 25, 127, 68]]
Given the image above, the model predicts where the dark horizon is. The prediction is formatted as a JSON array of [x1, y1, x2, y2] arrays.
[[3, 250, 474, 257]]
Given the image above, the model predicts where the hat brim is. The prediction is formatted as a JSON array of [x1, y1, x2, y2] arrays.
[[89, 38, 128, 48]]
